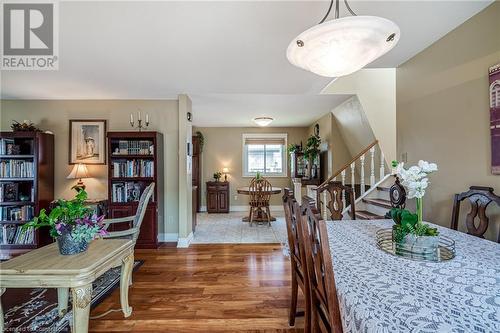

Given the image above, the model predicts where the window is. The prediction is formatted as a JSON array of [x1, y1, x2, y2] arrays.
[[242, 133, 287, 177]]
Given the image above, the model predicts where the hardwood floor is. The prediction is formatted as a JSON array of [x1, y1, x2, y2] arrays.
[[89, 244, 305, 332]]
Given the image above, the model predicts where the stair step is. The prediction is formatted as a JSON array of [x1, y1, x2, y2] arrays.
[[355, 210, 385, 220], [362, 198, 392, 209], [377, 186, 391, 192]]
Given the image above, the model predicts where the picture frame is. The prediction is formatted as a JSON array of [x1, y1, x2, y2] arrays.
[[69, 119, 107, 164]]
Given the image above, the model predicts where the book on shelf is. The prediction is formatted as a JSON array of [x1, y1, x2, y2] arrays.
[[0, 224, 35, 245], [0, 205, 34, 221], [0, 160, 34, 178], [0, 138, 19, 155], [112, 160, 154, 178], [111, 182, 144, 203], [114, 140, 153, 156]]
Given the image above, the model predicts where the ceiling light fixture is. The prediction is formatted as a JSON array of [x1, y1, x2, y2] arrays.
[[253, 117, 274, 127], [287, 0, 400, 77]]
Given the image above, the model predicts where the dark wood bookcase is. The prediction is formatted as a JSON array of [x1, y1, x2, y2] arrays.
[[107, 131, 163, 249], [0, 132, 54, 260]]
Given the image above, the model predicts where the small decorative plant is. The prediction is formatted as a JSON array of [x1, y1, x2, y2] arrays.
[[390, 160, 439, 245], [11, 120, 42, 132], [196, 131, 204, 152], [303, 134, 321, 162], [24, 189, 107, 255], [255, 171, 262, 181], [213, 171, 222, 181], [390, 208, 439, 243], [287, 143, 301, 155]]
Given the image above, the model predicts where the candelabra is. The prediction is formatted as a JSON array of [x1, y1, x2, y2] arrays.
[[130, 111, 149, 131]]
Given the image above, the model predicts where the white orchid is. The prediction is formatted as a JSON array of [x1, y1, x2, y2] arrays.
[[418, 160, 438, 173], [394, 160, 437, 199]]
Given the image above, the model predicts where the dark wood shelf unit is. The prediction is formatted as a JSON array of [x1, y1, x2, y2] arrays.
[[290, 151, 322, 186], [0, 131, 54, 260], [107, 131, 163, 249]]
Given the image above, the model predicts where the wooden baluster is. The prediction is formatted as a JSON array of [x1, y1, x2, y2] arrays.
[[370, 147, 376, 187], [350, 162, 355, 199], [360, 154, 365, 195], [380, 150, 385, 181], [322, 191, 328, 220], [341, 170, 346, 209]]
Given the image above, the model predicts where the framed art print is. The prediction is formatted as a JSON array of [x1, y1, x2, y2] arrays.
[[489, 63, 500, 174], [69, 119, 107, 164]]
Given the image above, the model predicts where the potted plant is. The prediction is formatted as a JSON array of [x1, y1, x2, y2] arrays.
[[24, 189, 107, 255], [213, 171, 222, 182], [390, 160, 439, 258], [304, 134, 321, 178]]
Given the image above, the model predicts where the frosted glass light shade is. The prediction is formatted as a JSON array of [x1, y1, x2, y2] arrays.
[[287, 16, 400, 77], [253, 117, 273, 127]]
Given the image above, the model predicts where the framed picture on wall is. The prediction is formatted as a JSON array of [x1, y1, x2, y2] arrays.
[[69, 119, 107, 164], [489, 63, 500, 174]]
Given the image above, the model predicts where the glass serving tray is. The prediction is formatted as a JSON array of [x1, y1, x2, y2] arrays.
[[376, 228, 456, 262]]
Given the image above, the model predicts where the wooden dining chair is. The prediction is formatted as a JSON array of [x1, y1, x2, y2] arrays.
[[316, 181, 355, 220], [299, 201, 343, 333], [249, 177, 272, 227], [282, 189, 311, 331], [450, 186, 500, 242]]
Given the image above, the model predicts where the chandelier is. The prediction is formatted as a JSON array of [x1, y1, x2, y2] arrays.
[[286, 0, 400, 77]]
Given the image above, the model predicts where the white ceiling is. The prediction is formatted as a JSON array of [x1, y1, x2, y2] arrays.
[[0, 1, 493, 100], [0, 1, 493, 126], [190, 93, 351, 127]]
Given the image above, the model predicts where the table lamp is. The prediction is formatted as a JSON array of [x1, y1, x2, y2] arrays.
[[222, 167, 229, 182], [67, 163, 90, 191]]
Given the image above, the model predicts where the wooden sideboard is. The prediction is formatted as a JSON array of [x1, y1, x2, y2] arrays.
[[206, 181, 229, 213]]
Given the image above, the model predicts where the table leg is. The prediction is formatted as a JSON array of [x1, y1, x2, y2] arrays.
[[120, 252, 134, 317], [57, 287, 69, 317], [0, 287, 5, 332], [71, 284, 92, 333]]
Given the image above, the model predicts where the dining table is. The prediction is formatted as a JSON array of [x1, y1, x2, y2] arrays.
[[326, 219, 500, 333], [236, 186, 282, 222]]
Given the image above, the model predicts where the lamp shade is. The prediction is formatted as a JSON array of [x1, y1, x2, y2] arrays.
[[287, 16, 400, 77], [67, 163, 90, 179], [222, 167, 229, 173]]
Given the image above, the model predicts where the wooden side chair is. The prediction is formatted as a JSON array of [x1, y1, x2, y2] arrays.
[[101, 183, 155, 285], [249, 177, 272, 227], [299, 201, 343, 333], [282, 189, 311, 331], [451, 186, 500, 242], [316, 181, 355, 220]]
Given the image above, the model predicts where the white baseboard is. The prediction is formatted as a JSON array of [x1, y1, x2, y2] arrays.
[[158, 233, 178, 242], [199, 205, 283, 213], [177, 232, 193, 248]]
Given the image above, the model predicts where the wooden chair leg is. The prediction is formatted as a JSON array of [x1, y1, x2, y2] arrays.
[[249, 207, 254, 227], [266, 206, 271, 227], [289, 271, 298, 326]]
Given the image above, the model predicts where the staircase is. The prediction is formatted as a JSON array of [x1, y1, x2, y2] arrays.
[[309, 140, 397, 220]]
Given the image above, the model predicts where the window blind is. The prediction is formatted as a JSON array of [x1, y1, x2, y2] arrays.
[[244, 137, 286, 145]]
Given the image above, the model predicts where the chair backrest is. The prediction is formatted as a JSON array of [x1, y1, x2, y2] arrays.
[[451, 186, 500, 242], [316, 181, 355, 220], [132, 183, 155, 241], [282, 189, 301, 265], [299, 202, 343, 333], [249, 177, 272, 207], [389, 176, 406, 209]]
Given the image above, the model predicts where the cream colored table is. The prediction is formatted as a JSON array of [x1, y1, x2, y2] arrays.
[[0, 239, 134, 333]]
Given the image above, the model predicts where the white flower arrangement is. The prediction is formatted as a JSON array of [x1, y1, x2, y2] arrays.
[[395, 160, 438, 199]]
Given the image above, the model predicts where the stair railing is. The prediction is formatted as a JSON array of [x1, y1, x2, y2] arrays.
[[316, 140, 388, 220]]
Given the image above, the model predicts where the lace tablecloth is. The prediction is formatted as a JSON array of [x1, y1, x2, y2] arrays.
[[326, 219, 500, 333]]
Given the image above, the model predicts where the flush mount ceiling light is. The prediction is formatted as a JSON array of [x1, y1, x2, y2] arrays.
[[287, 0, 400, 77], [253, 117, 274, 127]]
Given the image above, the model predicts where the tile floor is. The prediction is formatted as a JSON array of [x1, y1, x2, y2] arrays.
[[192, 211, 288, 245]]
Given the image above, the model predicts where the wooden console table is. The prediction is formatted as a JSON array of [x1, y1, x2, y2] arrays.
[[0, 239, 134, 333]]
